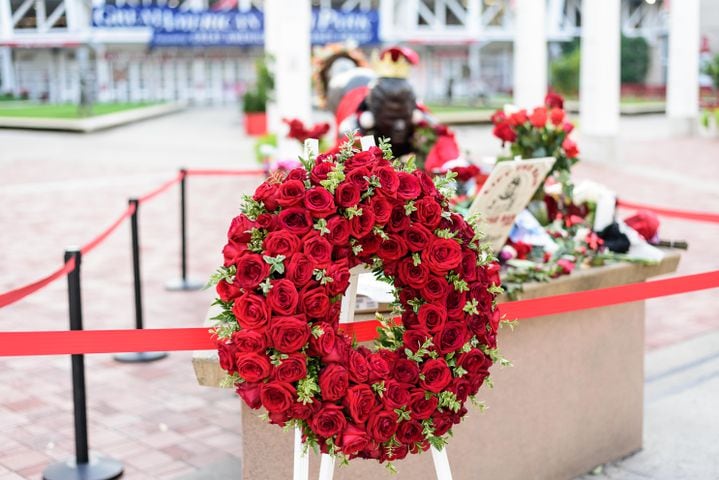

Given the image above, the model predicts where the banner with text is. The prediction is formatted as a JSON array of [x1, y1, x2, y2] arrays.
[[91, 6, 380, 47]]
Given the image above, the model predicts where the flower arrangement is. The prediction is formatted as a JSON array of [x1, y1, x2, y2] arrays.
[[209, 134, 506, 470], [491, 94, 579, 186]]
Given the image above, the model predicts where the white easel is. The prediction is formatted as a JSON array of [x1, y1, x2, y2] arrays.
[[293, 138, 453, 480]]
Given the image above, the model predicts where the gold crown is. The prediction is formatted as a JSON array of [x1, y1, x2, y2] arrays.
[[372, 47, 419, 79]]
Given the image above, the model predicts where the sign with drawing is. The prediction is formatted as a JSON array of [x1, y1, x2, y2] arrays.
[[469, 157, 556, 251]]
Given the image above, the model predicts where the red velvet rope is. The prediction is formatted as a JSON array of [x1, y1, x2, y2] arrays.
[[185, 169, 265, 176], [616, 199, 719, 224], [137, 172, 183, 204], [1, 268, 717, 356], [0, 257, 76, 309]]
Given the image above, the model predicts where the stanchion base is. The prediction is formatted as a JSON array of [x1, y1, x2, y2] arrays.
[[43, 455, 123, 480], [114, 351, 168, 363], [164, 278, 205, 292]]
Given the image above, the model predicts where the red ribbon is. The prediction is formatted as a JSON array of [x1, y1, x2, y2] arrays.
[[138, 172, 183, 204], [2, 269, 717, 356], [617, 199, 719, 224], [0, 257, 76, 309], [185, 169, 265, 177], [81, 203, 136, 255]]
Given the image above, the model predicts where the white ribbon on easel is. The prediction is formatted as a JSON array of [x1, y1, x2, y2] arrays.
[[292, 137, 453, 480]]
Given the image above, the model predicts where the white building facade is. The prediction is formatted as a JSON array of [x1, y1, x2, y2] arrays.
[[0, 0, 678, 105]]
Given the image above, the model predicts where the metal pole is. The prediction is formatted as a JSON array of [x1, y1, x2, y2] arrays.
[[165, 169, 203, 291], [43, 249, 124, 480], [115, 199, 167, 363]]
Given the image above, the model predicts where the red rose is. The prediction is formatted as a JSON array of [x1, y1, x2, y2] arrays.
[[457, 349, 491, 375], [396, 420, 423, 444], [387, 210, 411, 238], [227, 214, 255, 243], [403, 328, 430, 353], [449, 377, 471, 402], [231, 329, 267, 353], [346, 150, 376, 171], [326, 262, 351, 296], [301, 286, 330, 319], [274, 353, 307, 383], [530, 107, 547, 128], [421, 238, 462, 273], [393, 358, 420, 384], [550, 107, 565, 126], [349, 208, 375, 238], [446, 290, 467, 319], [256, 212, 275, 230], [421, 276, 450, 302], [311, 161, 334, 184], [322, 335, 350, 364], [367, 409, 398, 443], [276, 180, 306, 208], [222, 240, 246, 266], [335, 182, 361, 208], [260, 381, 296, 413], [346, 167, 371, 189], [303, 233, 333, 267], [308, 323, 335, 357], [562, 137, 579, 158], [304, 187, 336, 218], [270, 315, 310, 353], [358, 234, 380, 257], [413, 198, 442, 229], [396, 172, 421, 200], [289, 400, 317, 420], [418, 303, 447, 334], [382, 380, 411, 409], [431, 413, 454, 436], [378, 234, 408, 262], [326, 215, 350, 246], [509, 109, 528, 126], [375, 166, 399, 194], [419, 358, 452, 393], [236, 352, 271, 383], [217, 342, 236, 374], [347, 350, 370, 383], [404, 223, 432, 251], [236, 382, 261, 409], [319, 364, 349, 402], [381, 443, 409, 462], [370, 195, 393, 224], [216, 279, 241, 302], [367, 353, 390, 383], [339, 424, 370, 455], [286, 168, 307, 182], [253, 182, 280, 211], [459, 251, 478, 282], [344, 384, 376, 424], [434, 321, 468, 354], [234, 253, 270, 289], [232, 292, 270, 330], [397, 258, 429, 288], [492, 121, 517, 143], [312, 404, 347, 437], [286, 253, 314, 287], [267, 279, 299, 315], [278, 208, 313, 236], [263, 231, 300, 257], [409, 390, 438, 420]]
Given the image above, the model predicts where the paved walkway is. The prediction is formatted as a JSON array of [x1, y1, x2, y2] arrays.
[[0, 109, 717, 479]]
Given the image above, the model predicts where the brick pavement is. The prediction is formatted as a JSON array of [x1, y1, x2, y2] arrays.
[[0, 109, 717, 479]]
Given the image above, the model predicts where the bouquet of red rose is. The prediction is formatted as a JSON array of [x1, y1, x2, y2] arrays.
[[491, 93, 578, 178], [209, 134, 503, 470]]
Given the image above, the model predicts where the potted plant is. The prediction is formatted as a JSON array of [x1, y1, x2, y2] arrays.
[[242, 56, 274, 136]]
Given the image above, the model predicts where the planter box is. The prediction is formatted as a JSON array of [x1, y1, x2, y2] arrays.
[[193, 251, 679, 480], [244, 112, 268, 136]]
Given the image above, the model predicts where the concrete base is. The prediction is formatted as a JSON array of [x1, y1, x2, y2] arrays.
[[577, 134, 618, 163], [666, 117, 697, 136], [194, 252, 680, 480]]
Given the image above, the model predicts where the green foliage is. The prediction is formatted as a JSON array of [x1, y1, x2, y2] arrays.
[[621, 35, 650, 84], [703, 53, 719, 90], [242, 56, 274, 113], [550, 47, 580, 95]]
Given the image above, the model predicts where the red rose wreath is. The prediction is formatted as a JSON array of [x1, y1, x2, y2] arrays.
[[211, 136, 502, 466]]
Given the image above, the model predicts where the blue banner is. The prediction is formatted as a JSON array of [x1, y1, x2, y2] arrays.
[[91, 6, 379, 47]]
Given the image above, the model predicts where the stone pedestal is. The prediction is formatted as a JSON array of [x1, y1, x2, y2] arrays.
[[194, 252, 680, 480]]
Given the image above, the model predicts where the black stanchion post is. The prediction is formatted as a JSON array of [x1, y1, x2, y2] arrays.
[[115, 199, 167, 363], [165, 169, 203, 292], [43, 249, 124, 480]]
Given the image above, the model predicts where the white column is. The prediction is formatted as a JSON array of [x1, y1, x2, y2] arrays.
[[95, 46, 111, 102], [0, 0, 15, 94], [666, 0, 700, 133], [65, 0, 90, 33], [579, 0, 620, 161], [265, 0, 311, 158], [513, 0, 547, 108]]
